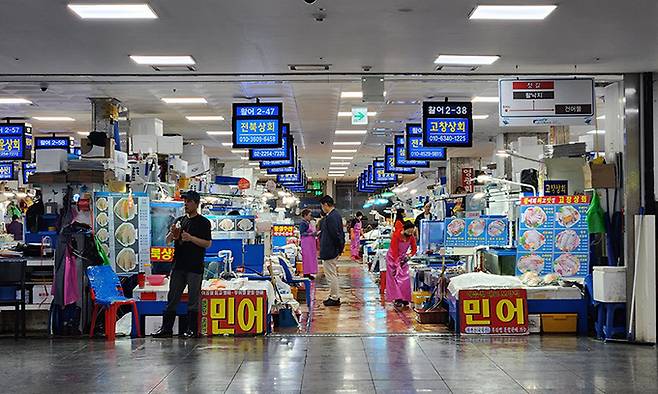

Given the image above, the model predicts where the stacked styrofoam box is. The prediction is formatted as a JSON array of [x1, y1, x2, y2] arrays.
[[593, 266, 627, 302], [183, 144, 209, 176]]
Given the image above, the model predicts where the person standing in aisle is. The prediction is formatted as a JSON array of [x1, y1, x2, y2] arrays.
[[386, 221, 417, 308], [5, 214, 23, 241], [414, 202, 433, 234], [299, 209, 318, 279], [319, 195, 345, 307], [153, 190, 212, 339], [350, 211, 363, 261]]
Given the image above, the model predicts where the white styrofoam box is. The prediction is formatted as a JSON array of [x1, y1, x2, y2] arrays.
[[130, 118, 164, 137], [144, 316, 180, 336], [114, 150, 128, 169], [182, 144, 205, 162], [169, 157, 188, 174], [131, 135, 157, 154], [157, 135, 184, 155], [187, 155, 210, 177], [518, 136, 539, 147], [593, 266, 627, 302], [114, 167, 127, 182], [36, 149, 69, 173], [528, 314, 541, 334]]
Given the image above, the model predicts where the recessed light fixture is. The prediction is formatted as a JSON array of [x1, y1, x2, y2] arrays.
[[596, 115, 606, 120], [332, 149, 358, 153], [434, 55, 500, 65], [185, 116, 224, 121], [162, 97, 207, 104], [469, 5, 557, 20], [32, 116, 75, 121], [231, 149, 247, 154], [341, 92, 363, 99], [331, 156, 353, 160], [207, 131, 232, 136], [330, 162, 351, 166], [335, 130, 367, 135], [240, 156, 249, 160], [0, 98, 32, 104], [248, 162, 259, 166], [472, 96, 500, 103], [221, 143, 233, 147], [337, 111, 377, 117], [472, 115, 490, 120], [68, 4, 158, 19], [329, 167, 349, 170], [130, 55, 196, 66], [333, 141, 362, 146], [587, 130, 606, 135]]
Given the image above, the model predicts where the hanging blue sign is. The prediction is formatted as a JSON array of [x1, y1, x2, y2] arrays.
[[358, 174, 379, 193], [22, 162, 36, 184], [259, 146, 297, 169], [249, 124, 292, 160], [277, 166, 303, 184], [405, 124, 447, 160], [232, 102, 283, 149], [35, 136, 71, 150], [373, 160, 398, 184], [0, 124, 31, 160], [422, 102, 473, 147], [385, 145, 415, 174], [267, 160, 300, 175], [70, 146, 82, 156], [366, 166, 389, 187], [394, 135, 429, 168], [0, 162, 15, 180]]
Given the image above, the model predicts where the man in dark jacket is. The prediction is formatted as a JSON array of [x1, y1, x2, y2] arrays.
[[319, 195, 345, 306]]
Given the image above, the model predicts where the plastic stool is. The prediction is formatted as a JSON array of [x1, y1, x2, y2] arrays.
[[595, 302, 626, 340]]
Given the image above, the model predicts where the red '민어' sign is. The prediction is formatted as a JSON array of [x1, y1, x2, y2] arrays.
[[200, 290, 267, 336], [459, 288, 528, 335]]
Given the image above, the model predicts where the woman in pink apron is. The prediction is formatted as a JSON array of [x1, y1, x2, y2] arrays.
[[350, 212, 363, 260], [385, 220, 417, 307], [299, 209, 318, 278]]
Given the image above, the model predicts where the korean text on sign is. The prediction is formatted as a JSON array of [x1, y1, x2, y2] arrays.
[[200, 291, 267, 336], [150, 247, 175, 262], [459, 289, 528, 335], [426, 119, 469, 144]]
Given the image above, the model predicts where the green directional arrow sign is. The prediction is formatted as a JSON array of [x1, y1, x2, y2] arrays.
[[352, 107, 368, 125]]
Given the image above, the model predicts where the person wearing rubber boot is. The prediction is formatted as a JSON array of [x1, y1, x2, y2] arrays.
[[153, 190, 211, 338]]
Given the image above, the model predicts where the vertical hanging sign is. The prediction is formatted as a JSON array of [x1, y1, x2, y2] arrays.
[[232, 103, 283, 148]]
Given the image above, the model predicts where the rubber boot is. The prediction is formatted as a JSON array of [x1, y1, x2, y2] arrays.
[[182, 310, 199, 339], [152, 312, 176, 338]]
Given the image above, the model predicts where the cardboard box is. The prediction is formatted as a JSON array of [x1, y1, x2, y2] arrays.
[[584, 163, 616, 189], [67, 169, 115, 184], [81, 137, 114, 158], [36, 150, 69, 173], [158, 136, 184, 155], [542, 314, 577, 333], [28, 172, 67, 184]]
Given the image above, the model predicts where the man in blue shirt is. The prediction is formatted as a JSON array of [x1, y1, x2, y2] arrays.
[[319, 195, 345, 307]]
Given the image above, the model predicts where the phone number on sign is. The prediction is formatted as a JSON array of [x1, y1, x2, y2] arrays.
[[238, 135, 278, 144]]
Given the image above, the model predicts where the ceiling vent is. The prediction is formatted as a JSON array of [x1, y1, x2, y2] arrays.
[[288, 64, 331, 71], [151, 65, 197, 72], [435, 65, 480, 72]]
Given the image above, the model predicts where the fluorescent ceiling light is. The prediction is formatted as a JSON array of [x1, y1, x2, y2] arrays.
[[0, 98, 32, 104], [472, 96, 499, 103], [207, 131, 232, 136], [341, 92, 363, 99], [32, 116, 75, 121], [332, 149, 358, 153], [221, 143, 233, 146], [77, 131, 90, 136], [248, 162, 259, 166], [469, 5, 557, 20], [231, 150, 247, 154], [472, 115, 490, 120], [596, 115, 606, 120], [335, 130, 367, 135], [337, 111, 377, 117], [240, 156, 249, 160], [162, 97, 207, 104], [333, 141, 362, 146], [331, 156, 353, 160], [329, 167, 349, 170], [68, 4, 158, 19], [330, 162, 351, 166], [434, 55, 499, 65], [587, 130, 606, 135], [130, 55, 195, 66], [185, 116, 224, 121]]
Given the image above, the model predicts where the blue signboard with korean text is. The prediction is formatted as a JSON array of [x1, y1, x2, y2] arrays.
[[373, 160, 397, 184], [385, 145, 414, 174], [367, 165, 390, 187], [267, 160, 300, 175], [0, 162, 15, 180], [394, 135, 429, 168], [422, 102, 473, 147], [259, 146, 296, 169], [249, 124, 291, 160], [358, 174, 379, 193], [232, 103, 283, 149], [0, 124, 31, 160], [35, 136, 72, 150], [22, 162, 36, 184], [405, 124, 447, 160]]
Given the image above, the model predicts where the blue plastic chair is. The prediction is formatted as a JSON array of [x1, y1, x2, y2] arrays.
[[86, 265, 141, 340], [278, 259, 312, 309]]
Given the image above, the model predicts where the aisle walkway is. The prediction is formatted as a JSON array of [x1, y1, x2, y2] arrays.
[[306, 259, 449, 334]]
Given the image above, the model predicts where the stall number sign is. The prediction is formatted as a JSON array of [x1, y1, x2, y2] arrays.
[[544, 180, 568, 196], [250, 124, 291, 160], [34, 137, 71, 150], [499, 78, 595, 126], [0, 162, 14, 180], [394, 136, 429, 168], [459, 289, 528, 335], [150, 247, 175, 262], [267, 160, 299, 174], [385, 145, 414, 174], [259, 146, 296, 168], [272, 224, 295, 237], [200, 290, 266, 336], [0, 124, 27, 160], [405, 124, 447, 160], [22, 162, 36, 183], [423, 102, 473, 147], [373, 160, 397, 183], [461, 168, 475, 193], [232, 103, 283, 149]]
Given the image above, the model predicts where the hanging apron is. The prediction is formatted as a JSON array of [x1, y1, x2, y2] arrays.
[[350, 220, 362, 259], [385, 237, 412, 302], [300, 221, 318, 275]]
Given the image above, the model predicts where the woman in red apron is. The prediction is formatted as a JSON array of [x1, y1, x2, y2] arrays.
[[350, 212, 363, 260], [385, 220, 417, 307], [299, 209, 318, 278]]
